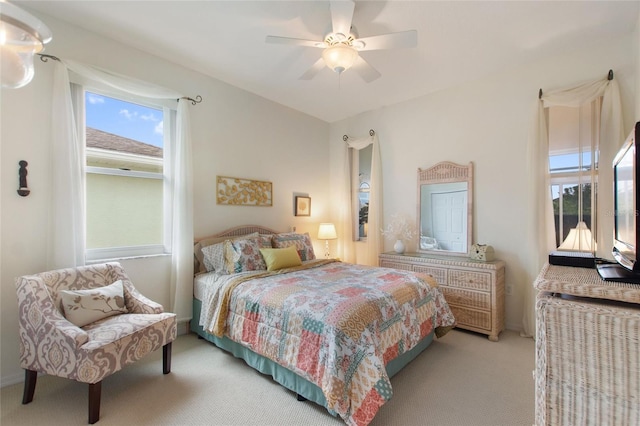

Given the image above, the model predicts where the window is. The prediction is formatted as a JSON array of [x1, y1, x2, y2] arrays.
[[548, 103, 600, 251], [83, 89, 172, 260]]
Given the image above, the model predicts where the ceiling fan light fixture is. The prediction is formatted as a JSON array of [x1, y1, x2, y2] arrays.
[[0, 0, 52, 89], [322, 43, 358, 74]]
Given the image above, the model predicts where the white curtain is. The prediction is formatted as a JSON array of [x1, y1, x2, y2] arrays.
[[337, 132, 382, 266], [170, 100, 194, 322], [47, 59, 194, 320], [523, 75, 624, 337], [47, 61, 85, 269]]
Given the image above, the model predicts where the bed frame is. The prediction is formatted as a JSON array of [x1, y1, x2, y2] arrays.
[[191, 225, 436, 413]]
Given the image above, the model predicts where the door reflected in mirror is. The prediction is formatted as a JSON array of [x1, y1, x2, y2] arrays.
[[420, 182, 468, 252], [417, 162, 473, 256]]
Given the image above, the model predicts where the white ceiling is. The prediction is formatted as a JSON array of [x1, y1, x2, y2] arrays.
[[17, 0, 640, 123]]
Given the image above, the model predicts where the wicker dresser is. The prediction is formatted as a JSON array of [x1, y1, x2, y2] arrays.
[[534, 263, 640, 426], [379, 252, 505, 341]]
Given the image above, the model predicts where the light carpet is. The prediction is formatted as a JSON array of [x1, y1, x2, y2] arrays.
[[1, 329, 534, 426]]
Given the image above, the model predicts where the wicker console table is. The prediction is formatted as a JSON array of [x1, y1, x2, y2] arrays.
[[534, 263, 640, 426], [379, 252, 505, 341]]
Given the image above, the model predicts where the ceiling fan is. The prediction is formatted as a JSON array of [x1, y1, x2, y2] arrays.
[[265, 0, 417, 83]]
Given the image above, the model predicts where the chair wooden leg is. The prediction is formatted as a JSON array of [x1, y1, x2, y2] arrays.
[[88, 382, 102, 424], [163, 342, 172, 374], [22, 369, 37, 404]]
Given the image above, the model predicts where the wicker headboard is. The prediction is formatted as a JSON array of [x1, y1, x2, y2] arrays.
[[194, 225, 283, 274], [194, 225, 282, 243]]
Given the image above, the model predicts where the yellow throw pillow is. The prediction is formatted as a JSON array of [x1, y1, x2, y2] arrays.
[[260, 245, 302, 271]]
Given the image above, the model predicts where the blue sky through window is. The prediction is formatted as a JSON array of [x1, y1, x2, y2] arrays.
[[85, 91, 163, 148], [549, 152, 592, 173]]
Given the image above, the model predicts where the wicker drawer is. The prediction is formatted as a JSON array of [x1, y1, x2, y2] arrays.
[[412, 265, 447, 285], [448, 270, 492, 291], [441, 286, 490, 310], [449, 305, 491, 330], [379, 260, 413, 271]]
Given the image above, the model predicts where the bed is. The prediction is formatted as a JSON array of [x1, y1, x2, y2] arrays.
[[190, 225, 456, 426]]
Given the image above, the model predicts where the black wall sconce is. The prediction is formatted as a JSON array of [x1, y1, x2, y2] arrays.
[[17, 160, 30, 197]]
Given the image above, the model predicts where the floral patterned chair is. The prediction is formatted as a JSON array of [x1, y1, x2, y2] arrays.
[[16, 262, 177, 424]]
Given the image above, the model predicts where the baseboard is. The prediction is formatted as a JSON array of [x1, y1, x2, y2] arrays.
[[1, 371, 26, 388], [505, 322, 523, 335], [177, 319, 191, 336]]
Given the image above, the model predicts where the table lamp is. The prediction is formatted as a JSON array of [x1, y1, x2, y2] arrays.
[[318, 223, 337, 258]]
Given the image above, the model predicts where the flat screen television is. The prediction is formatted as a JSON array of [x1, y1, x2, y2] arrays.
[[597, 121, 640, 283]]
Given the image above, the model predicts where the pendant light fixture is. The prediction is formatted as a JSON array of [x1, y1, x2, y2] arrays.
[[1, 1, 52, 89]]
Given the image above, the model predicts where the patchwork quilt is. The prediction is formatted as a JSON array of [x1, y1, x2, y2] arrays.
[[199, 260, 455, 426]]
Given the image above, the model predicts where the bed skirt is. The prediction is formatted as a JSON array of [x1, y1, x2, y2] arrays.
[[190, 297, 435, 413]]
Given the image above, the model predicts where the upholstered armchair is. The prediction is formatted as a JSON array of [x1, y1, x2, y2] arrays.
[[16, 262, 177, 424]]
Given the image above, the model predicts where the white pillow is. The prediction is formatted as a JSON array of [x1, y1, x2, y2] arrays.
[[60, 280, 128, 327]]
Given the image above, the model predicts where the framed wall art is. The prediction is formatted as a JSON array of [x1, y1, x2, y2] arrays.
[[295, 196, 311, 216], [216, 176, 272, 206]]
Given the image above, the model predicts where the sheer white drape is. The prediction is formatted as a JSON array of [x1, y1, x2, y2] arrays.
[[337, 132, 382, 266], [48, 61, 85, 269], [523, 75, 624, 337], [48, 59, 194, 320], [170, 101, 194, 322], [64, 60, 181, 100]]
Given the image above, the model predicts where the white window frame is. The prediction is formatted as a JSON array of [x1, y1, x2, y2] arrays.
[[76, 84, 175, 261], [549, 147, 598, 250]]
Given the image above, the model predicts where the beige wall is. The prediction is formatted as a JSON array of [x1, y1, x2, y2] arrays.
[[329, 33, 636, 332], [0, 10, 329, 385]]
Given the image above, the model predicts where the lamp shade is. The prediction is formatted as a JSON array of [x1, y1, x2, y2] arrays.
[[318, 223, 337, 240], [321, 44, 358, 74], [0, 1, 52, 89], [558, 221, 596, 252]]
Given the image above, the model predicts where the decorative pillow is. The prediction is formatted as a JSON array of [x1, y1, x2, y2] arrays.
[[60, 280, 128, 327], [260, 245, 302, 271], [225, 237, 267, 273], [258, 234, 273, 249], [272, 232, 316, 261], [196, 232, 259, 273], [201, 242, 227, 273]]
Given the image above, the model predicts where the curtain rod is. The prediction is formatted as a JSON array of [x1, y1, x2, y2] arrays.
[[343, 129, 375, 142], [180, 95, 202, 105], [539, 69, 614, 99], [39, 53, 60, 62], [38, 53, 202, 105]]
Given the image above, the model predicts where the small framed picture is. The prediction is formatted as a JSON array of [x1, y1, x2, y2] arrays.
[[295, 196, 311, 216]]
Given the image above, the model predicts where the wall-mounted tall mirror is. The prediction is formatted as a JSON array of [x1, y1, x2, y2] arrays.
[[417, 161, 473, 256]]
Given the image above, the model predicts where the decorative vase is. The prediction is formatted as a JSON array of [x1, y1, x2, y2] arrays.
[[394, 239, 405, 254]]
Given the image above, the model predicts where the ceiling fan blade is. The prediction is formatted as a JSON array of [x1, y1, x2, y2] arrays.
[[330, 0, 355, 37], [265, 35, 323, 48], [356, 30, 418, 51], [351, 56, 381, 83], [299, 58, 326, 80]]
